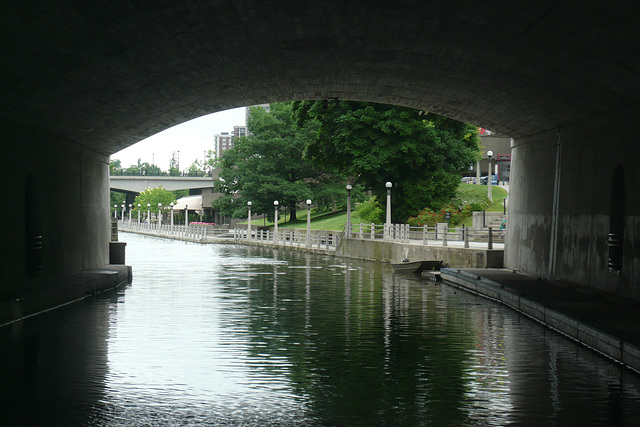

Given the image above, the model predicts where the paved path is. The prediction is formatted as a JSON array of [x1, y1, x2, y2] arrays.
[[442, 268, 640, 372]]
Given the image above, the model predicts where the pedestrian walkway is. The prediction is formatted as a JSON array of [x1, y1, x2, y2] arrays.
[[441, 268, 640, 374]]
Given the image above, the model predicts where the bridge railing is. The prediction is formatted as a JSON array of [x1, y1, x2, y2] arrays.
[[110, 170, 213, 177]]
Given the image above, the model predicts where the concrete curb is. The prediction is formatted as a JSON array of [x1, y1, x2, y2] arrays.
[[441, 268, 640, 374], [0, 265, 131, 327]]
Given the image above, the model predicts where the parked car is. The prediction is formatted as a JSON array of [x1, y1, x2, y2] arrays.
[[480, 175, 498, 185]]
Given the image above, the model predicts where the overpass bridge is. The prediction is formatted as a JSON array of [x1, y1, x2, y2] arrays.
[[110, 176, 216, 193], [2, 1, 639, 323]]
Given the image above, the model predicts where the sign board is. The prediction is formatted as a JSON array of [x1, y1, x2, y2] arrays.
[[445, 211, 452, 220]]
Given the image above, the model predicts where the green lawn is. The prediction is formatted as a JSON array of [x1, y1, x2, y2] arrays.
[[458, 183, 508, 226], [241, 210, 353, 231], [278, 211, 351, 231]]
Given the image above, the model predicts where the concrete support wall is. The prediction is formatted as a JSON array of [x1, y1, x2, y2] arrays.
[[337, 239, 504, 268], [506, 105, 639, 299], [2, 121, 111, 298]]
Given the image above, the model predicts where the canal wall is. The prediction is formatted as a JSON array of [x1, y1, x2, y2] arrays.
[[336, 238, 504, 268], [441, 268, 640, 374], [121, 226, 503, 269], [0, 264, 131, 327]]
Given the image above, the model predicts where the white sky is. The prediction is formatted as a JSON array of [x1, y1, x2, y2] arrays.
[[112, 107, 246, 171]]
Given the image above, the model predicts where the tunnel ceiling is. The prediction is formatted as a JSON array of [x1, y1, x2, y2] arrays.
[[2, 1, 640, 156]]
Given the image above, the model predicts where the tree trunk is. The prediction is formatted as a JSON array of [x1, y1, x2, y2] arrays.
[[289, 204, 298, 222]]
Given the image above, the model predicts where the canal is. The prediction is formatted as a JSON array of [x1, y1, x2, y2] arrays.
[[2, 233, 640, 425]]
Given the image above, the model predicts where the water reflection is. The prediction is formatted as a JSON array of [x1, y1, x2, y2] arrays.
[[1, 233, 639, 425]]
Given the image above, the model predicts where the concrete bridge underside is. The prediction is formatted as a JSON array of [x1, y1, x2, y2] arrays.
[[2, 1, 639, 310]]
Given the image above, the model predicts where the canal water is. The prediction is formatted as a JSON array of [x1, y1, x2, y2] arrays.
[[2, 233, 640, 426]]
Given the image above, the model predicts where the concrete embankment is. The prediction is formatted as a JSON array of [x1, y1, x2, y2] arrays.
[[0, 265, 131, 327], [441, 268, 640, 374], [336, 238, 503, 268]]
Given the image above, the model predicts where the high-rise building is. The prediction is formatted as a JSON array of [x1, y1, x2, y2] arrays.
[[213, 105, 266, 158], [232, 125, 247, 140], [213, 132, 232, 159]]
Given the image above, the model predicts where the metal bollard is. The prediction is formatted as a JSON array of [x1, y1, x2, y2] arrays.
[[488, 227, 493, 250], [443, 225, 447, 247], [464, 226, 470, 248]]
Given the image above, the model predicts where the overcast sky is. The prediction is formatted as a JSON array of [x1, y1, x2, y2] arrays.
[[112, 107, 246, 171]]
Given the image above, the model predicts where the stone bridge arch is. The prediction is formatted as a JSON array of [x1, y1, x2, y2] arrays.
[[2, 1, 638, 305]]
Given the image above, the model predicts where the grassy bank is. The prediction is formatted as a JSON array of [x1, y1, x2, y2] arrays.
[[241, 183, 509, 230]]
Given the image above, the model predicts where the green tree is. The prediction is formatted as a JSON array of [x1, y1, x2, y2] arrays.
[[294, 101, 480, 221], [203, 149, 217, 176], [110, 191, 126, 215], [110, 159, 122, 174], [214, 102, 344, 221], [169, 152, 180, 176], [187, 159, 203, 177], [133, 186, 176, 214]]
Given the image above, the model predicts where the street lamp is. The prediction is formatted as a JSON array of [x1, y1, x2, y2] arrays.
[[128, 204, 132, 223], [158, 203, 162, 227], [487, 150, 494, 202], [306, 199, 312, 247], [121, 204, 125, 222], [247, 201, 252, 239], [346, 184, 352, 238], [113, 204, 117, 218], [170, 202, 174, 227], [185, 205, 188, 228], [147, 203, 151, 226], [385, 181, 392, 237], [274, 200, 279, 241], [137, 203, 141, 224]]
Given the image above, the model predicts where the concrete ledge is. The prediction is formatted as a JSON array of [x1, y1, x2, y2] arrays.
[[337, 239, 503, 268], [0, 264, 131, 327], [441, 268, 640, 374]]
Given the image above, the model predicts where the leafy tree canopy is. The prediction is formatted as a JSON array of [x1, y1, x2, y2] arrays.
[[213, 102, 351, 221], [133, 186, 176, 214], [294, 101, 481, 221]]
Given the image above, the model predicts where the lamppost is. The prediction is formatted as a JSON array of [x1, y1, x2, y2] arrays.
[[185, 205, 188, 228], [273, 200, 279, 242], [121, 204, 125, 221], [128, 204, 132, 223], [158, 203, 162, 227], [487, 150, 494, 202], [306, 199, 312, 247], [385, 181, 392, 238], [170, 202, 174, 227], [346, 184, 352, 238], [147, 203, 151, 226], [137, 204, 141, 224], [247, 201, 252, 239]]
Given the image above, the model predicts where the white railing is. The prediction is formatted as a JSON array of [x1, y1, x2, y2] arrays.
[[343, 223, 503, 249], [233, 228, 341, 250], [118, 220, 213, 242], [119, 220, 502, 250]]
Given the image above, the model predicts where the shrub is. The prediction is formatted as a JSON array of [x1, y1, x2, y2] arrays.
[[353, 197, 385, 224], [407, 203, 475, 227]]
